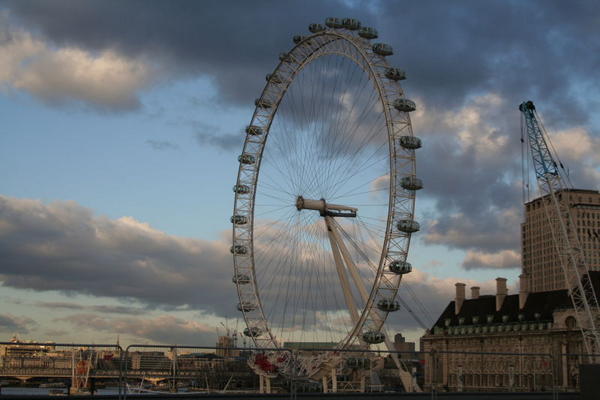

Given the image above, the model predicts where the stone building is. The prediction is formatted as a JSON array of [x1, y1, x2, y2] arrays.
[[420, 188, 600, 392], [393, 333, 416, 359], [0, 336, 55, 357], [216, 335, 240, 357], [420, 273, 599, 392], [523, 189, 600, 292], [129, 351, 171, 370]]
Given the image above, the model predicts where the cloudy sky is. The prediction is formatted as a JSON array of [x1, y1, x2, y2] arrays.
[[1, 0, 599, 347]]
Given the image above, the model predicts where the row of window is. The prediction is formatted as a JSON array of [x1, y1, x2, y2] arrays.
[[447, 373, 554, 388]]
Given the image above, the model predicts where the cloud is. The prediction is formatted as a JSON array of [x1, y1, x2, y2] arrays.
[[424, 260, 443, 268], [58, 314, 215, 345], [423, 208, 521, 253], [0, 194, 510, 337], [0, 12, 160, 110], [2, 0, 598, 341], [5, 0, 600, 123], [411, 93, 524, 261], [145, 140, 179, 151], [2, 2, 597, 255], [195, 132, 241, 151], [35, 301, 145, 315], [0, 313, 35, 334], [4, 0, 370, 107], [414, 93, 522, 213], [545, 126, 600, 189], [462, 249, 521, 270], [380, 1, 599, 124], [0, 195, 234, 315], [550, 127, 600, 162], [412, 90, 599, 272], [190, 120, 242, 151]]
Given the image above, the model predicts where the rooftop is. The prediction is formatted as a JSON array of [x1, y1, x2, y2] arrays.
[[431, 271, 600, 329], [525, 188, 600, 205]]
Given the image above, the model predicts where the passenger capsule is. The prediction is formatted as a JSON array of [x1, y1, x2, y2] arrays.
[[341, 18, 361, 30], [362, 330, 385, 344], [399, 136, 422, 149], [245, 125, 263, 136], [230, 215, 248, 225], [233, 184, 251, 194], [238, 154, 256, 165], [293, 35, 306, 44], [230, 245, 248, 255], [279, 52, 295, 63], [377, 299, 400, 312], [385, 67, 406, 81], [243, 327, 263, 337], [372, 43, 393, 56], [397, 219, 420, 233], [255, 98, 273, 108], [389, 260, 412, 274], [232, 273, 251, 284], [266, 73, 283, 84], [358, 26, 378, 39], [237, 301, 257, 312], [325, 17, 343, 28], [393, 98, 416, 112], [308, 23, 325, 33], [400, 176, 423, 191]]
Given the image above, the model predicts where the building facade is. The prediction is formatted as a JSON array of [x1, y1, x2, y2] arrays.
[[0, 336, 55, 358], [420, 274, 598, 392], [522, 189, 600, 292], [216, 335, 240, 357]]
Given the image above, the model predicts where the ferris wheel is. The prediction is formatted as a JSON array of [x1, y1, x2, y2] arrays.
[[231, 18, 422, 361]]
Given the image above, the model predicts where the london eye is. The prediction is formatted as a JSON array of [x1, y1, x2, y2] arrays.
[[231, 17, 422, 378]]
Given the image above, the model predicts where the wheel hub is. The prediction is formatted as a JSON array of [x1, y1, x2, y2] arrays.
[[296, 196, 357, 218]]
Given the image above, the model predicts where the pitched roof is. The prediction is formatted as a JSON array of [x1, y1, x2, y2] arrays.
[[431, 271, 600, 328]]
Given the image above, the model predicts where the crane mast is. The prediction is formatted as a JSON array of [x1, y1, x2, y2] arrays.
[[519, 100, 600, 357]]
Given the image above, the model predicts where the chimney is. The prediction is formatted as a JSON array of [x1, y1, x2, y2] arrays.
[[495, 277, 507, 311], [471, 286, 480, 299], [455, 283, 466, 315], [519, 274, 529, 310]]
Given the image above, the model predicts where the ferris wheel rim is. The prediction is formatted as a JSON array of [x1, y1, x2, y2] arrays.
[[232, 26, 419, 352]]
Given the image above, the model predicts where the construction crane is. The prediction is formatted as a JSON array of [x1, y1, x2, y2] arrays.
[[519, 100, 600, 357]]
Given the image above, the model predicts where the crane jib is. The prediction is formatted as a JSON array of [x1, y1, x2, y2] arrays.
[[519, 100, 600, 360]]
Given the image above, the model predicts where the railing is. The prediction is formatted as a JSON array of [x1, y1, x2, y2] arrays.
[[0, 341, 124, 398], [0, 341, 596, 399]]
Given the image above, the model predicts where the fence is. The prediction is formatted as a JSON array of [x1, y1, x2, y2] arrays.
[[0, 341, 595, 399], [0, 341, 123, 397], [122, 344, 292, 395]]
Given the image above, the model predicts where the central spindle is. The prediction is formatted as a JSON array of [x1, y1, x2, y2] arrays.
[[295, 196, 357, 218]]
